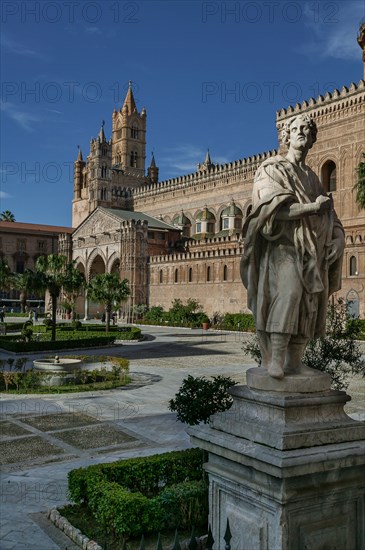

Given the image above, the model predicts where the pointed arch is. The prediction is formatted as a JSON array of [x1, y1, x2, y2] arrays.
[[320, 159, 337, 192], [87, 249, 107, 280]]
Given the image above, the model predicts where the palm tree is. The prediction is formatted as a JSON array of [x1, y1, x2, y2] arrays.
[[0, 210, 15, 222], [0, 259, 12, 291], [33, 254, 69, 341], [62, 261, 86, 320], [354, 153, 365, 210], [87, 273, 130, 332], [11, 270, 38, 313]]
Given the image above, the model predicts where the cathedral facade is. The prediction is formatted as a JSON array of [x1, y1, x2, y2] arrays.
[[63, 29, 365, 320]]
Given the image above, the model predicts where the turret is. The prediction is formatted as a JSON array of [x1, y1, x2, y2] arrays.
[[74, 146, 85, 200], [147, 153, 159, 184], [198, 149, 213, 173]]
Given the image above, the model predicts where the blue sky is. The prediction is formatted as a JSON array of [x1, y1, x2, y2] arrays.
[[1, 0, 364, 226]]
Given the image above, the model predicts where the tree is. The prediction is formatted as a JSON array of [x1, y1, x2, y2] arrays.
[[354, 153, 365, 210], [0, 210, 15, 222], [87, 273, 130, 332], [33, 254, 69, 341], [61, 261, 86, 320], [0, 259, 12, 291], [10, 270, 38, 313]]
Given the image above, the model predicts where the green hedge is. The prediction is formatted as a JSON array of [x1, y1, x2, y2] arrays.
[[0, 334, 117, 352], [1, 312, 45, 318], [87, 478, 207, 536], [1, 322, 23, 333], [68, 449, 207, 537], [220, 313, 255, 332], [68, 448, 204, 503], [30, 325, 141, 339]]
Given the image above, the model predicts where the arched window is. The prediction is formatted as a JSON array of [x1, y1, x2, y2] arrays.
[[188, 268, 193, 282], [207, 266, 211, 282], [130, 152, 138, 167], [223, 264, 228, 281], [321, 160, 337, 192], [159, 270, 163, 284], [350, 256, 357, 276], [174, 269, 178, 283]]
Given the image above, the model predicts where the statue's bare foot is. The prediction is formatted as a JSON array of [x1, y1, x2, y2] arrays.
[[268, 362, 284, 379]]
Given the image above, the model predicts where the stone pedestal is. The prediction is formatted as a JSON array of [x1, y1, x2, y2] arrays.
[[188, 370, 365, 550]]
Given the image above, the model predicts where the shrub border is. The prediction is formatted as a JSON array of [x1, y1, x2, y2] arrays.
[[67, 448, 207, 537]]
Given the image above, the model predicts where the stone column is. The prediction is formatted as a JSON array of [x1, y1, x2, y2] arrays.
[[188, 367, 365, 550], [83, 292, 89, 321]]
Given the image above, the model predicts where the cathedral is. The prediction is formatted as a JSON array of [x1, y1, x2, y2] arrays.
[[58, 28, 365, 321]]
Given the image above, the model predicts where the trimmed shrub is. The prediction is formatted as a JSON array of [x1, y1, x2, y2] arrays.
[[88, 481, 155, 537], [2, 322, 22, 332], [68, 448, 204, 504], [0, 333, 116, 352], [220, 313, 255, 332], [169, 375, 237, 425], [158, 479, 208, 530], [67, 449, 207, 537]]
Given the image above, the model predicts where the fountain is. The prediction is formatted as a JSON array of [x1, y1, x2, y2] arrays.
[[33, 355, 82, 372], [33, 356, 83, 386]]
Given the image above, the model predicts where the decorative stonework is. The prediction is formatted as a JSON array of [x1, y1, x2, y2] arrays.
[[189, 384, 365, 549]]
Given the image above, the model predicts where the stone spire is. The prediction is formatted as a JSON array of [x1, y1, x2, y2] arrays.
[[98, 120, 106, 142], [122, 81, 137, 115], [77, 145, 83, 161], [198, 149, 213, 172], [148, 152, 159, 184], [204, 149, 212, 165]]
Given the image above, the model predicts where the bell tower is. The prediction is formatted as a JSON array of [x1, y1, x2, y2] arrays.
[[112, 82, 147, 178]]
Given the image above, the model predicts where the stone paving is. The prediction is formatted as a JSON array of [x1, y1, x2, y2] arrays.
[[0, 325, 364, 549]]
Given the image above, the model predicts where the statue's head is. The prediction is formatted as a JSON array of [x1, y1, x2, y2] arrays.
[[281, 114, 317, 149]]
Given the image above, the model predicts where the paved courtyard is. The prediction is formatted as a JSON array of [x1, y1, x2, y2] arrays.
[[0, 325, 364, 549]]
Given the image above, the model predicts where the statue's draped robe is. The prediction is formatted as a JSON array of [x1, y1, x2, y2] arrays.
[[241, 156, 344, 338]]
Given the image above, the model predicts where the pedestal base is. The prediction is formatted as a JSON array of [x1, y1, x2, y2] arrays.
[[247, 365, 331, 393], [188, 385, 365, 550]]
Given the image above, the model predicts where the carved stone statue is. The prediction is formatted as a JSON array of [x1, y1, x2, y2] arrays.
[[241, 114, 345, 379]]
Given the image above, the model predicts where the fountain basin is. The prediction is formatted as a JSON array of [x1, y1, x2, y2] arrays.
[[33, 356, 82, 373]]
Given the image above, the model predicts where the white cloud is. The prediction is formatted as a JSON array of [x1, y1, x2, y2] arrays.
[[1, 35, 47, 60], [0, 101, 40, 131], [301, 1, 364, 61], [85, 26, 102, 35], [0, 191, 13, 199]]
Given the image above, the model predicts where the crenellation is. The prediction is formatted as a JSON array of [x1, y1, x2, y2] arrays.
[[277, 80, 365, 123]]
